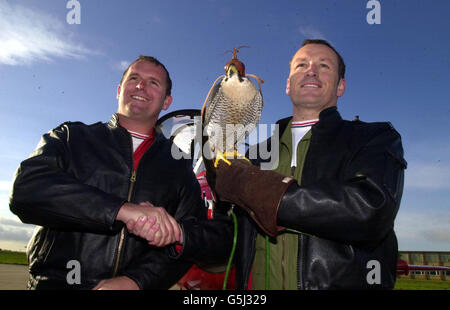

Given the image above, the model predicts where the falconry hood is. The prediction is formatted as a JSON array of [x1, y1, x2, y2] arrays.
[[224, 48, 246, 77]]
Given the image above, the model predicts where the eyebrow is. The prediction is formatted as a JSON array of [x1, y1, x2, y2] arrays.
[[318, 57, 334, 63], [293, 57, 308, 63], [294, 56, 334, 62], [292, 56, 336, 69], [127, 72, 161, 83]]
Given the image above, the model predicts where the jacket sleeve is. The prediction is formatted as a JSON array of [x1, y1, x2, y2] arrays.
[[170, 169, 235, 270], [121, 167, 233, 289], [277, 126, 406, 248], [173, 210, 234, 268], [167, 173, 234, 269], [9, 124, 125, 233]]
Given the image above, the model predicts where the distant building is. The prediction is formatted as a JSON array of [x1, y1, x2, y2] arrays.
[[398, 251, 450, 281]]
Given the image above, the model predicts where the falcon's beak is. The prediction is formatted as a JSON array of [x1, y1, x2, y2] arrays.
[[226, 64, 239, 78]]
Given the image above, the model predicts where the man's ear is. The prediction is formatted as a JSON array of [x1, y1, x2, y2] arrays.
[[116, 84, 122, 100], [337, 78, 346, 97], [162, 95, 173, 111], [285, 77, 291, 96]]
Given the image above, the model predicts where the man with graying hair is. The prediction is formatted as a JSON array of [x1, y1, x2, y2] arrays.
[[130, 39, 406, 290], [9, 56, 229, 289]]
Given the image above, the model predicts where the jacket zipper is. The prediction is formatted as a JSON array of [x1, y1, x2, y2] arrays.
[[244, 223, 257, 289], [112, 170, 137, 277], [281, 234, 286, 290], [297, 235, 303, 289], [291, 165, 302, 290]]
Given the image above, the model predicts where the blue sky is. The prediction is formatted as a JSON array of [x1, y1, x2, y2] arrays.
[[0, 0, 449, 252]]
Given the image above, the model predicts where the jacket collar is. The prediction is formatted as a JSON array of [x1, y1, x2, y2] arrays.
[[107, 113, 166, 144], [277, 106, 342, 138], [107, 113, 121, 129]]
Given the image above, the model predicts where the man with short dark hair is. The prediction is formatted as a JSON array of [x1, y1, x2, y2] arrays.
[[133, 39, 406, 290], [9, 56, 205, 289], [215, 39, 406, 289]]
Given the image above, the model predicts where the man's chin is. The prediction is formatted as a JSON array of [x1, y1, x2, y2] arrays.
[[292, 100, 336, 115]]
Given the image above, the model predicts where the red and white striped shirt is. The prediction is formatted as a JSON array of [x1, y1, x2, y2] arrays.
[[291, 119, 318, 167], [128, 129, 155, 171]]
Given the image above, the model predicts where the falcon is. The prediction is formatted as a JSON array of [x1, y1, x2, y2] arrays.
[[201, 47, 264, 168]]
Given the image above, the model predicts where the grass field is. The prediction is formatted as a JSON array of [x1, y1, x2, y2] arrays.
[[0, 250, 448, 290], [0, 250, 28, 265], [394, 277, 449, 290]]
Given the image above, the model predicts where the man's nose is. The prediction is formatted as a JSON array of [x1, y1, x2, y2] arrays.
[[305, 63, 318, 76], [136, 80, 145, 90]]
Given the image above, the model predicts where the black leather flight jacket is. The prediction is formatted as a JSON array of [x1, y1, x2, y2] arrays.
[[180, 107, 407, 290], [10, 114, 204, 289]]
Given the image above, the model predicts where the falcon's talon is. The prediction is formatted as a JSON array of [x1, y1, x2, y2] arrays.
[[226, 150, 250, 163], [232, 150, 250, 162], [213, 150, 250, 168], [214, 154, 232, 168]]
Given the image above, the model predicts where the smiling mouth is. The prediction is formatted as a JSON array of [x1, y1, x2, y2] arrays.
[[301, 83, 321, 88], [131, 95, 148, 102]]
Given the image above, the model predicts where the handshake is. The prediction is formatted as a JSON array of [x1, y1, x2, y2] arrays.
[[94, 201, 181, 290], [116, 201, 182, 247]]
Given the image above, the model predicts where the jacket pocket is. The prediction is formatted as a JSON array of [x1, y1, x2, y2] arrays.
[[383, 148, 406, 201], [29, 227, 57, 264]]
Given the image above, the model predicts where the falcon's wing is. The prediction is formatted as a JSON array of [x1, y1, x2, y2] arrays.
[[203, 83, 229, 125], [233, 90, 264, 149], [203, 84, 237, 153]]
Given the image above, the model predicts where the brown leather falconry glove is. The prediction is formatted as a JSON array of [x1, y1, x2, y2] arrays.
[[214, 159, 296, 237]]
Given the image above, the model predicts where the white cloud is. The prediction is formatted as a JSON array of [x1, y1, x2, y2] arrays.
[[0, 181, 13, 192], [298, 25, 326, 40], [0, 239, 28, 252], [0, 217, 35, 243], [116, 60, 131, 71], [0, 217, 27, 228], [152, 16, 162, 24], [395, 210, 450, 250], [0, 1, 97, 66], [404, 161, 450, 190], [422, 230, 450, 243]]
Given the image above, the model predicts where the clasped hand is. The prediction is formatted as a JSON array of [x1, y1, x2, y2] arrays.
[[117, 201, 182, 247], [93, 202, 180, 290]]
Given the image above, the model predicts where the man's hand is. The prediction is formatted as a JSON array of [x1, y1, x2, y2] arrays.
[[92, 276, 139, 290], [117, 201, 182, 247], [214, 159, 296, 237]]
